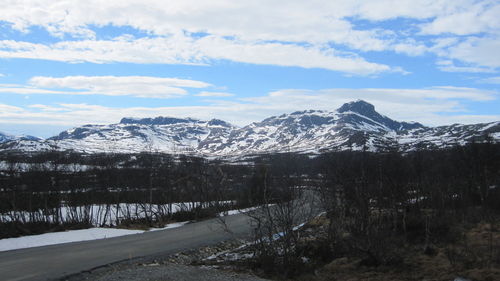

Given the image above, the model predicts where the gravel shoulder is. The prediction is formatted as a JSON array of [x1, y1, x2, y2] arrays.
[[72, 262, 268, 281], [62, 239, 269, 281]]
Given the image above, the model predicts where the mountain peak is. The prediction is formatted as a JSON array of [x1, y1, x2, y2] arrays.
[[337, 100, 376, 115], [120, 116, 198, 125], [337, 100, 425, 131], [207, 119, 233, 127]]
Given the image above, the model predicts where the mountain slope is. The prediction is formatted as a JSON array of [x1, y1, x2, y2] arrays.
[[0, 132, 40, 144], [32, 117, 234, 154], [0, 132, 15, 143], [1, 100, 498, 155]]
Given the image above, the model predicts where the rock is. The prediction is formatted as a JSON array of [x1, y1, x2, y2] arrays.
[[454, 277, 472, 281], [330, 257, 349, 266]]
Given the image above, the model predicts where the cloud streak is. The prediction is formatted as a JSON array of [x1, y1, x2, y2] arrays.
[[0, 36, 395, 75], [480, 76, 500, 84], [0, 76, 213, 98]]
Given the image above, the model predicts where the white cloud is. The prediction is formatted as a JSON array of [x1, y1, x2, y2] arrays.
[[198, 37, 394, 75], [30, 76, 211, 89], [0, 103, 24, 113], [0, 37, 201, 65], [0, 87, 497, 131], [0, 1, 414, 44], [0, 85, 64, 95], [0, 1, 498, 73], [1, 1, 487, 44], [28, 104, 72, 112], [196, 91, 234, 97], [0, 36, 395, 75], [351, 0, 475, 21], [446, 37, 500, 69], [419, 1, 500, 36], [436, 60, 496, 73], [0, 76, 213, 98], [480, 76, 500, 84]]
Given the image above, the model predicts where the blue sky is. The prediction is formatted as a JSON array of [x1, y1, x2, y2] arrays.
[[0, 0, 499, 138]]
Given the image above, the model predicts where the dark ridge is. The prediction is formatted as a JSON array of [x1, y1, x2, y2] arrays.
[[120, 117, 198, 125], [207, 119, 232, 127], [337, 100, 376, 115]]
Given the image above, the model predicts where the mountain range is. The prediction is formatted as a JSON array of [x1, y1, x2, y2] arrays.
[[1, 100, 498, 156]]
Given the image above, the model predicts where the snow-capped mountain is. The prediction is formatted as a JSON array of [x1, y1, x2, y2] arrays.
[[1, 117, 235, 154], [0, 132, 40, 144], [1, 100, 499, 156], [210, 100, 427, 155]]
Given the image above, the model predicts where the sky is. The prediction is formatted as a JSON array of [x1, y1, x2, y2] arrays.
[[0, 0, 499, 138]]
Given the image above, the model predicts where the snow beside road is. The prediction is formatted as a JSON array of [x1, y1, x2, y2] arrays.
[[0, 204, 254, 252], [218, 206, 259, 216], [217, 204, 275, 217], [0, 221, 189, 252]]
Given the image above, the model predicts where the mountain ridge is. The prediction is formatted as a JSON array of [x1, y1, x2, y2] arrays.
[[0, 131, 41, 143], [1, 100, 498, 156]]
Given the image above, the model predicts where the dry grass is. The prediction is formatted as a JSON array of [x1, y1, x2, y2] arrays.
[[293, 219, 500, 281]]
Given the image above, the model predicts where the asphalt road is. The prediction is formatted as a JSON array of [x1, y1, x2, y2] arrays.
[[0, 214, 253, 281]]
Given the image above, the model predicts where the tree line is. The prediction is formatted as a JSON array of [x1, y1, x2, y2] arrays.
[[0, 152, 265, 238]]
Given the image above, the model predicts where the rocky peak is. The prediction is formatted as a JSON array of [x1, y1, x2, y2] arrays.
[[120, 117, 199, 126], [337, 100, 424, 131], [337, 100, 376, 116], [207, 119, 233, 127]]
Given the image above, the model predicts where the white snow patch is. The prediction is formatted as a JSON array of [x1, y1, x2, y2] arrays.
[[149, 221, 190, 231], [217, 206, 261, 217], [0, 228, 142, 252], [0, 221, 189, 252]]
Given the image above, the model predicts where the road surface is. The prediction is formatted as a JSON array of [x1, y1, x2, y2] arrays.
[[0, 213, 252, 281]]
